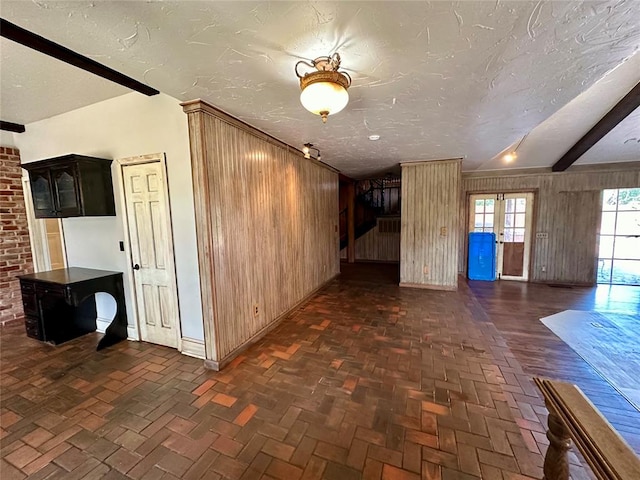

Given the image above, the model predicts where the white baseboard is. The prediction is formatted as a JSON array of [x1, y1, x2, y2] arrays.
[[96, 317, 110, 333], [181, 337, 205, 359], [96, 317, 138, 341], [127, 326, 138, 341]]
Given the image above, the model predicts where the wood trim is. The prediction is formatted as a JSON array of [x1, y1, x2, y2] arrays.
[[464, 161, 640, 180], [113, 158, 140, 341], [203, 274, 338, 371], [347, 182, 355, 263], [185, 109, 220, 362], [180, 99, 338, 174], [181, 337, 206, 359], [552, 82, 640, 172], [399, 282, 457, 291], [117, 153, 166, 166], [531, 280, 596, 287], [401, 158, 463, 168]]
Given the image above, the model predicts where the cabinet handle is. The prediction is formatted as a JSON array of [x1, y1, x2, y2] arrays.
[[133, 264, 140, 270]]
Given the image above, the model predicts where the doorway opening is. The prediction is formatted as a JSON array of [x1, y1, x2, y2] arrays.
[[22, 176, 67, 272], [469, 192, 534, 281], [597, 188, 640, 286]]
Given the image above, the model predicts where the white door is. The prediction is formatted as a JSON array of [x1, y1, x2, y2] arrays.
[[122, 159, 180, 348], [469, 193, 534, 281]]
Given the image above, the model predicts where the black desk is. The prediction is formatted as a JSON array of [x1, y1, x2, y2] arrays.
[[18, 267, 128, 350]]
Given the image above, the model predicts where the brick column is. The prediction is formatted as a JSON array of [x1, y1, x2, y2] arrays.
[[0, 146, 33, 324]]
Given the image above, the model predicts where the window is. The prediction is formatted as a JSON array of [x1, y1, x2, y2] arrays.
[[473, 198, 495, 233], [598, 188, 640, 285]]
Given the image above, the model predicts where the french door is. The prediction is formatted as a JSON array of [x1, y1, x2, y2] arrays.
[[598, 188, 640, 285], [469, 193, 534, 281]]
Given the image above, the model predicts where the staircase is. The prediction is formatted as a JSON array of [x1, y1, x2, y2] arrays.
[[340, 176, 400, 251]]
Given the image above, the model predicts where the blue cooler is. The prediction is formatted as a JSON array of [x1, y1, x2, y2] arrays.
[[468, 232, 496, 281]]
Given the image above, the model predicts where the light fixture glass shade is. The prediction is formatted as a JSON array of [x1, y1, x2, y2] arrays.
[[300, 81, 349, 118]]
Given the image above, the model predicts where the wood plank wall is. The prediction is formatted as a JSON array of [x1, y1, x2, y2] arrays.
[[355, 222, 400, 262], [339, 217, 401, 262], [182, 100, 339, 367], [400, 159, 461, 289], [461, 165, 640, 284]]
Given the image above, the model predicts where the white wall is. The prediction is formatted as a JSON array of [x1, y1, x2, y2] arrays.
[[15, 92, 204, 342], [1, 131, 17, 148]]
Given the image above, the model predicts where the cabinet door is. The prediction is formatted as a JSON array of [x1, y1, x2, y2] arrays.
[[36, 286, 72, 344], [29, 169, 56, 217], [51, 166, 82, 216]]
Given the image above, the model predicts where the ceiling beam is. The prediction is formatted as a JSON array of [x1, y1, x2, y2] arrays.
[[0, 18, 159, 97], [0, 121, 26, 133], [552, 81, 640, 172]]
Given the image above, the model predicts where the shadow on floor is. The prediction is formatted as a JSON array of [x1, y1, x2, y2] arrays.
[[339, 261, 400, 285]]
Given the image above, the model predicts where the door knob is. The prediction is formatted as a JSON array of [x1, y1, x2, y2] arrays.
[[133, 264, 140, 270]]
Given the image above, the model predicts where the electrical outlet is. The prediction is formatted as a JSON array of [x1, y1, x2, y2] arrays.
[[423, 265, 429, 275], [253, 304, 259, 317], [542, 265, 547, 273], [440, 226, 447, 236], [536, 232, 548, 239]]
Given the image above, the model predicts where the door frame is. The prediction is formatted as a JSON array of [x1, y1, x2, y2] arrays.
[[22, 175, 67, 272], [115, 153, 182, 349], [498, 192, 535, 281], [464, 188, 539, 281]]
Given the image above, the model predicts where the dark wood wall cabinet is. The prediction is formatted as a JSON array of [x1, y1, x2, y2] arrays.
[[22, 154, 116, 218]]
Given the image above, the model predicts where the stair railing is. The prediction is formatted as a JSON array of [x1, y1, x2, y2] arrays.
[[534, 378, 640, 480]]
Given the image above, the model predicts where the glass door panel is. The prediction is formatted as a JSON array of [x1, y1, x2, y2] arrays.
[[51, 167, 80, 215], [598, 188, 640, 285], [30, 169, 54, 216], [472, 197, 496, 233]]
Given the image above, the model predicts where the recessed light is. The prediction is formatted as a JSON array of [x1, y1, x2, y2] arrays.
[[369, 134, 380, 141]]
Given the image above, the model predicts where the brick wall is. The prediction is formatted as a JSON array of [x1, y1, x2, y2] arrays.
[[0, 146, 33, 324]]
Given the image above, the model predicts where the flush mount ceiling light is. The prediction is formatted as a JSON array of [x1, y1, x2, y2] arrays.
[[295, 53, 351, 123], [302, 143, 321, 161]]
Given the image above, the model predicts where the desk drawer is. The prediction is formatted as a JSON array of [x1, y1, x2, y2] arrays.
[[35, 284, 65, 296], [20, 280, 39, 316], [21, 291, 38, 316], [24, 316, 44, 341]]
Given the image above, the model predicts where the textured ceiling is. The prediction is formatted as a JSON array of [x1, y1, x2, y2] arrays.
[[1, 1, 639, 177]]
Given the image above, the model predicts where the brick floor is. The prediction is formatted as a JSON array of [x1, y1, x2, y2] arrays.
[[0, 264, 596, 479]]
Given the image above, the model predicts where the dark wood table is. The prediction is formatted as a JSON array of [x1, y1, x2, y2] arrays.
[[18, 267, 128, 350]]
